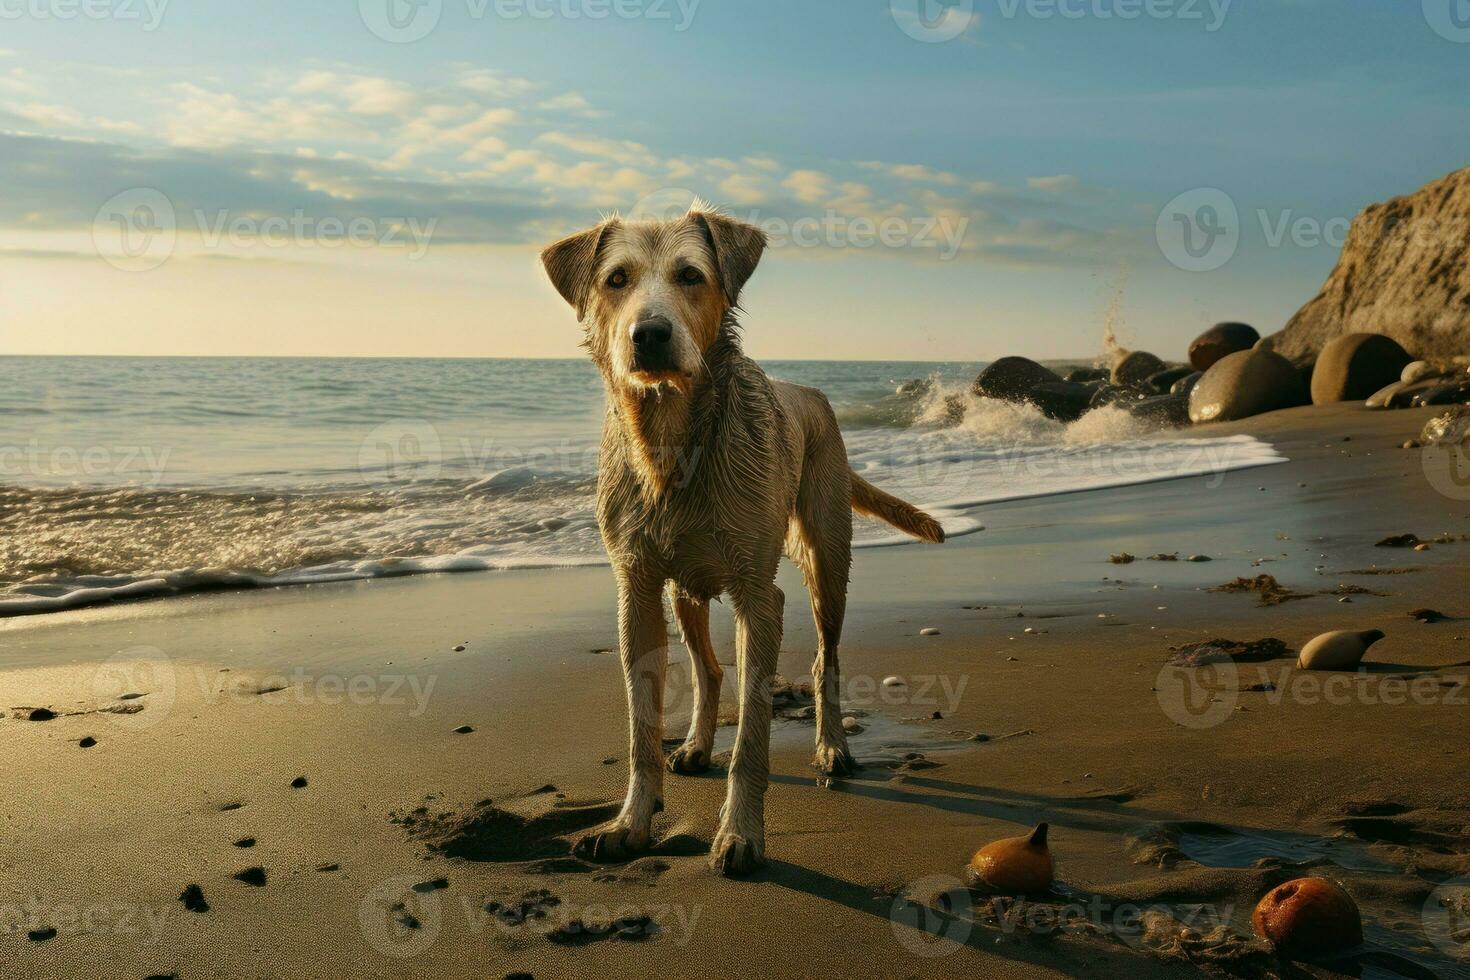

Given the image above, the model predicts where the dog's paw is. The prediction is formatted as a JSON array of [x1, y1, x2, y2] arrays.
[[666, 742, 712, 775], [812, 741, 859, 778], [573, 821, 650, 864], [709, 830, 765, 878]]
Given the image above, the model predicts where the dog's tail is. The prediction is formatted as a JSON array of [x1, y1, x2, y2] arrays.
[[850, 471, 946, 544]]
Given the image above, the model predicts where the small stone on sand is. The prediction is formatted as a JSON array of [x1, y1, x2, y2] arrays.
[[453, 725, 475, 734], [453, 645, 466, 652], [79, 736, 97, 748], [290, 776, 308, 789], [1186, 555, 1213, 562], [919, 628, 941, 636], [28, 927, 57, 943], [234, 867, 267, 887], [882, 676, 904, 687], [234, 838, 256, 848], [1410, 608, 1447, 623], [180, 884, 209, 913]]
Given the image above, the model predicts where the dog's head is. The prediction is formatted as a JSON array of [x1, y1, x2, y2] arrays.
[[540, 206, 766, 392]]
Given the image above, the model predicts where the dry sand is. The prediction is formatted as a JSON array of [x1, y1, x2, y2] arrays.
[[2, 403, 1468, 979]]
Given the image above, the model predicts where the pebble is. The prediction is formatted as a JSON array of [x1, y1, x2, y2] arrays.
[[290, 776, 308, 789], [841, 716, 863, 734], [919, 628, 941, 636], [882, 676, 904, 688], [453, 725, 475, 734], [79, 736, 97, 748], [234, 867, 268, 887], [453, 645, 466, 652], [1186, 555, 1213, 562], [1403, 440, 1422, 450]]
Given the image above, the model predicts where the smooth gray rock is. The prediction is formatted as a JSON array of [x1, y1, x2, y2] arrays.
[[1189, 347, 1309, 423], [1028, 382, 1094, 423], [1147, 366, 1196, 394], [1171, 371, 1204, 396], [1112, 350, 1167, 387], [1189, 322, 1260, 371], [973, 357, 1062, 402], [1311, 333, 1415, 405]]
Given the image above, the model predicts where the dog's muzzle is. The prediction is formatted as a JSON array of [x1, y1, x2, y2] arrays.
[[630, 316, 676, 374]]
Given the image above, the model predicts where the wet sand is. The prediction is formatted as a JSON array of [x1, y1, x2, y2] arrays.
[[3, 403, 1469, 979]]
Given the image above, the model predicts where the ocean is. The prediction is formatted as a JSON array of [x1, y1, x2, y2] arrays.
[[0, 356, 1285, 616]]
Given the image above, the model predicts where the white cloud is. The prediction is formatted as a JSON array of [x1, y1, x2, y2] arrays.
[[783, 169, 832, 204], [1028, 174, 1082, 193]]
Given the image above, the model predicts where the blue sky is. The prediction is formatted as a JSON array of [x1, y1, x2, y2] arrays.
[[1, 0, 1468, 360]]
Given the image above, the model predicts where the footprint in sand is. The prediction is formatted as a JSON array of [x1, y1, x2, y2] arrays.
[[547, 914, 658, 945]]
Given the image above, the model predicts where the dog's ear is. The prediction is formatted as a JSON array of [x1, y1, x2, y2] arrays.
[[541, 220, 613, 320], [692, 211, 766, 307]]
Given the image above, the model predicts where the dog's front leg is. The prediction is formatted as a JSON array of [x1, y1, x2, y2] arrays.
[[711, 582, 783, 876], [576, 569, 666, 862]]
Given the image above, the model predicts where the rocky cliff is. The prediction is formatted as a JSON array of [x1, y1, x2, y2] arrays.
[[1269, 166, 1470, 363]]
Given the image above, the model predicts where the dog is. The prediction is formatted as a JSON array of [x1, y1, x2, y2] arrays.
[[540, 204, 945, 876]]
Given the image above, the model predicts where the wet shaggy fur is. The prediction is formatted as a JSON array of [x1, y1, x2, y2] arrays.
[[541, 206, 944, 877]]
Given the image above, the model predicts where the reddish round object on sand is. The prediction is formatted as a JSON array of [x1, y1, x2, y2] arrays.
[[1252, 878, 1363, 960]]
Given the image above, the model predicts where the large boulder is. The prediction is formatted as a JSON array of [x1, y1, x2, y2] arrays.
[[1310, 333, 1414, 405], [1269, 166, 1470, 364], [1065, 366, 1109, 384], [1189, 322, 1260, 371], [1146, 366, 1196, 394], [973, 357, 1061, 402], [1189, 347, 1309, 423], [1112, 350, 1167, 387], [1127, 394, 1190, 427], [1171, 371, 1204, 396], [1028, 382, 1095, 423]]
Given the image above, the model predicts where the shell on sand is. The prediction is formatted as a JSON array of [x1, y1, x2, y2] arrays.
[[965, 823, 1054, 896], [1252, 877, 1363, 959], [1296, 629, 1385, 671]]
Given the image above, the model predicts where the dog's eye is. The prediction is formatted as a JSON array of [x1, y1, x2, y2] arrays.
[[605, 269, 629, 289], [676, 266, 705, 286]]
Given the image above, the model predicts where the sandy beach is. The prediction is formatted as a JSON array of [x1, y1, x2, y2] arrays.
[[2, 402, 1467, 979]]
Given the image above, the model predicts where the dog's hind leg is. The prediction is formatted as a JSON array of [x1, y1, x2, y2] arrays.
[[668, 589, 722, 775], [575, 570, 666, 862], [794, 473, 857, 778], [711, 580, 783, 876]]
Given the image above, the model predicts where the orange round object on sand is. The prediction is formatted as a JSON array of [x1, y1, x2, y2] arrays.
[[1252, 878, 1363, 960], [965, 823, 1054, 895]]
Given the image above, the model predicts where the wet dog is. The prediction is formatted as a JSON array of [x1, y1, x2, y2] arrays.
[[540, 204, 944, 875]]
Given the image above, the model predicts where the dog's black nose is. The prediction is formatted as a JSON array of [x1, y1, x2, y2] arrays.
[[632, 316, 673, 350]]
